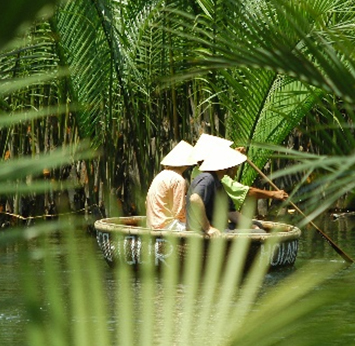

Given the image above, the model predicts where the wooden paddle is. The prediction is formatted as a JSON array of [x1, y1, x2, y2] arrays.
[[247, 159, 354, 263]]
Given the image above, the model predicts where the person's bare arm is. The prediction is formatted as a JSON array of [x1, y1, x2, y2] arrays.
[[234, 147, 288, 202], [247, 187, 288, 201], [189, 193, 220, 236]]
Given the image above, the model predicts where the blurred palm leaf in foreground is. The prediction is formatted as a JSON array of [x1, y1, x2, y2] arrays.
[[14, 223, 347, 346], [1, 1, 355, 346]]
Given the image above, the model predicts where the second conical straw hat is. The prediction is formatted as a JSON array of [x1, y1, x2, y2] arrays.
[[199, 145, 247, 171], [192, 134, 233, 162]]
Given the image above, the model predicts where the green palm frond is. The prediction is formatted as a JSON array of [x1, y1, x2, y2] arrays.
[[188, 0, 355, 100], [297, 94, 355, 156], [55, 0, 113, 142], [267, 147, 355, 222], [225, 70, 325, 185], [0, 21, 61, 99], [162, 0, 355, 188], [0, 21, 71, 162], [54, 0, 165, 141], [54, 0, 173, 200]]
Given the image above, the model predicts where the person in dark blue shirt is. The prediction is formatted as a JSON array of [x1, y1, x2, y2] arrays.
[[186, 145, 252, 237]]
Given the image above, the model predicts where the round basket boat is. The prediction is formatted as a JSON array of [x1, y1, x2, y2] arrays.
[[94, 216, 301, 271]]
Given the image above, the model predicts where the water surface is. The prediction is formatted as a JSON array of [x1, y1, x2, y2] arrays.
[[1, 214, 355, 345]]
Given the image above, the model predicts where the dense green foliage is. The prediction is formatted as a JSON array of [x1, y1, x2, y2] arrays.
[[2, 0, 355, 218]]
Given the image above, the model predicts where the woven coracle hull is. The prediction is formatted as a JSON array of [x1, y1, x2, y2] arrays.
[[94, 216, 301, 271]]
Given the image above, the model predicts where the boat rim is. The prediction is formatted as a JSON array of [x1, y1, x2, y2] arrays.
[[94, 216, 301, 241]]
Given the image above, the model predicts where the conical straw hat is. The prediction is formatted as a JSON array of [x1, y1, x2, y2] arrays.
[[160, 140, 197, 167], [199, 145, 247, 171], [192, 134, 233, 162]]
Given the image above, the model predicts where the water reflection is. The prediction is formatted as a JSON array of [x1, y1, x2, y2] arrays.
[[0, 250, 27, 346], [297, 214, 355, 262], [1, 214, 355, 345]]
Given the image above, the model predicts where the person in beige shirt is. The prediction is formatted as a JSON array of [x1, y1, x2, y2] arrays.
[[146, 140, 196, 230]]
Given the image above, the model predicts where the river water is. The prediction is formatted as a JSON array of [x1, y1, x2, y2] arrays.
[[1, 214, 355, 346]]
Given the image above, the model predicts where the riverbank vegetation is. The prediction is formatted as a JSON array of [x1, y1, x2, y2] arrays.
[[2, 0, 355, 224], [1, 0, 355, 345]]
